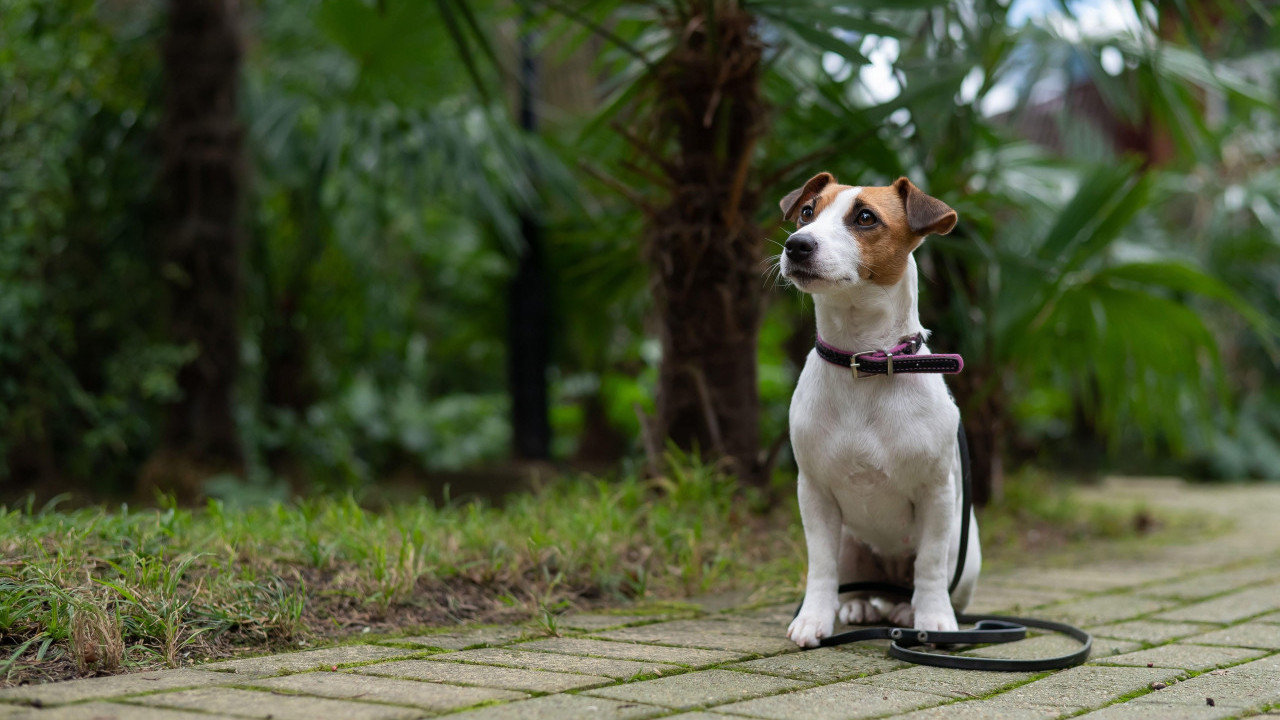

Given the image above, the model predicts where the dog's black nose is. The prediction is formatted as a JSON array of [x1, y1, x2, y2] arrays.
[[785, 234, 816, 260]]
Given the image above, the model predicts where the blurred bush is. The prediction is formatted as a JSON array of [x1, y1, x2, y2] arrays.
[[1, 0, 1277, 498]]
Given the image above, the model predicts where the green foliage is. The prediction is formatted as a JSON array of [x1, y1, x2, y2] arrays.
[[0, 0, 182, 488], [2, 0, 1278, 491]]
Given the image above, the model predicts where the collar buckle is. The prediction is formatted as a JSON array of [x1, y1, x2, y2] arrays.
[[851, 350, 876, 380]]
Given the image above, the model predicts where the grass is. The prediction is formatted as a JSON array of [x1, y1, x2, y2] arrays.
[[0, 456, 1214, 687]]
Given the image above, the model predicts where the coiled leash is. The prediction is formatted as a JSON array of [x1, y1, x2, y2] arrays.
[[793, 423, 1092, 671]]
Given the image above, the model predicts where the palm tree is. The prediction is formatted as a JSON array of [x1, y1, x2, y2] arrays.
[[553, 0, 1276, 498], [545, 0, 834, 485]]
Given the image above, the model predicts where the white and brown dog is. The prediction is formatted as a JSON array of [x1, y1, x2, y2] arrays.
[[778, 172, 981, 648]]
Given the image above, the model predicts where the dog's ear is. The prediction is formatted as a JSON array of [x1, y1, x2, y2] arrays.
[[893, 177, 957, 237], [780, 172, 835, 222]]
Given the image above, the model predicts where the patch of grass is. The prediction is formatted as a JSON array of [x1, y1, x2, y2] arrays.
[[0, 460, 1217, 687], [0, 451, 801, 686]]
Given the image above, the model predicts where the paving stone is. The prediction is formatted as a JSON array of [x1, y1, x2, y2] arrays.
[[4, 702, 243, 720], [658, 634, 798, 655], [0, 668, 237, 706], [1072, 699, 1241, 719], [885, 698, 1063, 720], [1090, 643, 1265, 670], [247, 670, 525, 711], [1154, 583, 1280, 623], [131, 687, 418, 719], [1255, 611, 1280, 624], [583, 669, 806, 710], [688, 591, 762, 613], [595, 619, 770, 639], [1108, 654, 1280, 711], [728, 646, 905, 683], [966, 585, 1078, 614], [515, 637, 743, 667], [860, 665, 1033, 699], [728, 604, 799, 624], [963, 631, 1133, 661], [388, 627, 531, 649], [1034, 594, 1176, 625], [656, 714, 743, 720], [200, 644, 419, 676], [991, 665, 1185, 711], [559, 614, 674, 631], [442, 693, 666, 720], [711, 678, 948, 720], [1089, 636, 1148, 657], [998, 567, 1177, 594], [351, 658, 612, 692], [1184, 622, 1280, 649], [592, 621, 798, 655], [1089, 620, 1217, 643], [432, 647, 682, 680], [1136, 564, 1280, 600]]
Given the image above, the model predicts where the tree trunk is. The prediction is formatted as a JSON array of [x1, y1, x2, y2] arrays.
[[141, 0, 245, 501], [919, 239, 1004, 505], [957, 376, 1005, 507], [508, 11, 551, 460], [648, 4, 766, 485]]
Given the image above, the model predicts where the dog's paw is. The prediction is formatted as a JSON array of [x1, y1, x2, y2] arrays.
[[888, 601, 914, 627], [838, 597, 883, 625], [787, 612, 833, 648], [913, 604, 958, 632]]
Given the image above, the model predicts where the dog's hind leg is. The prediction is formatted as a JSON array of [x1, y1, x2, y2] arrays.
[[836, 531, 890, 625], [948, 507, 982, 612]]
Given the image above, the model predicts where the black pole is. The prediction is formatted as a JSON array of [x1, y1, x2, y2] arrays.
[[507, 5, 550, 460]]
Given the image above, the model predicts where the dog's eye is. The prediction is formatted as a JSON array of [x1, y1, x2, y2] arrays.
[[854, 209, 877, 227], [799, 205, 814, 223]]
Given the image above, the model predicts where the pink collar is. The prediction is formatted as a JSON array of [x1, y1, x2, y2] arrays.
[[815, 332, 963, 379]]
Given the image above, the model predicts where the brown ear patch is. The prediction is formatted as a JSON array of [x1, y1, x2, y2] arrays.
[[780, 172, 835, 221], [893, 177, 957, 237]]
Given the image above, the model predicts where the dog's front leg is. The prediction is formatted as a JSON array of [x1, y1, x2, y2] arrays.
[[787, 473, 842, 648], [911, 482, 959, 632]]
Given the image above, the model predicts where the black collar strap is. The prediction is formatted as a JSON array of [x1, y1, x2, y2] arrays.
[[815, 332, 963, 379]]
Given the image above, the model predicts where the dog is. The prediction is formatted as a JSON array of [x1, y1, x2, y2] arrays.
[[777, 172, 981, 648]]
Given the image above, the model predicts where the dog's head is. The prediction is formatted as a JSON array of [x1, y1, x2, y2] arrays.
[[777, 173, 956, 293]]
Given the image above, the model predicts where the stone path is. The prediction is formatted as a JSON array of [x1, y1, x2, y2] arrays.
[[4, 478, 1280, 719]]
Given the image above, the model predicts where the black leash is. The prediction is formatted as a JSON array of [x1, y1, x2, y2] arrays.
[[793, 423, 1092, 671]]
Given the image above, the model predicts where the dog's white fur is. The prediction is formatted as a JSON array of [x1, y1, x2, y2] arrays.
[[780, 182, 981, 648]]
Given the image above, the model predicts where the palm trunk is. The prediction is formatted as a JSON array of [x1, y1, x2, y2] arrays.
[[920, 244, 1004, 505], [141, 0, 245, 501], [509, 16, 551, 460], [958, 376, 1005, 507], [648, 3, 766, 485]]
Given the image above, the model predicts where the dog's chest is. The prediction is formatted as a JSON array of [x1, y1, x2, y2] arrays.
[[790, 352, 957, 554]]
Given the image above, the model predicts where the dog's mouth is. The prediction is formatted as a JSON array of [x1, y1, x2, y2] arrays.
[[784, 268, 827, 286]]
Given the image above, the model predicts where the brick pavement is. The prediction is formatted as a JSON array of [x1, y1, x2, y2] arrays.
[[3, 478, 1279, 719]]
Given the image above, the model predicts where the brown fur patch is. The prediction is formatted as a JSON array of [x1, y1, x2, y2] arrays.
[[845, 185, 919, 286]]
